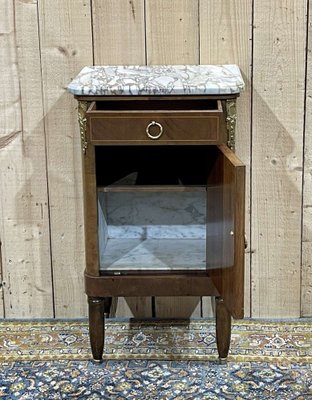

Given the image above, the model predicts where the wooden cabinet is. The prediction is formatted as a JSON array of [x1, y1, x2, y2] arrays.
[[68, 65, 245, 362]]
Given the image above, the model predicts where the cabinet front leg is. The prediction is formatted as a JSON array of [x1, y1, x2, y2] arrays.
[[88, 296, 105, 363], [215, 297, 231, 362]]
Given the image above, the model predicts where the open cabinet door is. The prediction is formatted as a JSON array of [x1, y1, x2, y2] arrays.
[[207, 144, 245, 319]]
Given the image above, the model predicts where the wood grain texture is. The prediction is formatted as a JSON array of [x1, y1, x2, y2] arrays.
[[146, 0, 199, 64], [92, 0, 145, 65], [0, 0, 17, 319], [38, 0, 93, 317], [215, 297, 231, 359], [89, 113, 223, 144], [199, 0, 252, 317], [0, 0, 53, 317], [201, 296, 214, 317], [88, 297, 105, 361], [0, 238, 3, 315], [84, 273, 219, 297], [155, 297, 201, 318], [92, 0, 148, 317], [1, 1, 311, 319], [146, 0, 200, 317], [207, 145, 245, 319], [83, 141, 100, 277], [301, 243, 312, 316], [115, 297, 152, 318], [252, 0, 306, 317], [302, 1, 312, 317]]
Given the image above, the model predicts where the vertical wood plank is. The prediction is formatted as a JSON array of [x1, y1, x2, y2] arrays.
[[201, 297, 214, 317], [0, 240, 3, 315], [92, 0, 146, 65], [92, 0, 150, 317], [0, 0, 14, 318], [252, 0, 306, 317], [0, 0, 53, 317], [146, 0, 199, 64], [38, 0, 93, 317], [146, 0, 200, 318], [302, 243, 312, 316], [199, 0, 252, 317], [302, 1, 312, 317], [115, 297, 152, 318], [155, 298, 201, 318]]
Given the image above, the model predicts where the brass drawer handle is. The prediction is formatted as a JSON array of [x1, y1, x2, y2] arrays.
[[146, 121, 163, 140]]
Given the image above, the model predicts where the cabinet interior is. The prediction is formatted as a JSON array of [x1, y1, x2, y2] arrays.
[[96, 145, 230, 273], [91, 99, 219, 111]]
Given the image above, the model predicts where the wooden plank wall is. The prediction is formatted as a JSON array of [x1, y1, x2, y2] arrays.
[[302, 0, 312, 317], [38, 0, 93, 318], [252, 0, 307, 317], [0, 0, 53, 318], [0, 0, 311, 319], [199, 0, 252, 316]]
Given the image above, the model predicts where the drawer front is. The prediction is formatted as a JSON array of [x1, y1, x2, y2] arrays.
[[87, 100, 225, 145], [89, 114, 223, 144]]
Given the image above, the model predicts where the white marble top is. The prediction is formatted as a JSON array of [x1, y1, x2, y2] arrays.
[[67, 65, 244, 96]]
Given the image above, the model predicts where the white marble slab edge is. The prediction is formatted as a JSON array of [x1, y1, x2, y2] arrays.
[[67, 64, 245, 96]]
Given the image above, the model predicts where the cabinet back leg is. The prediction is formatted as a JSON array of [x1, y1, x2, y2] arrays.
[[215, 297, 231, 361], [103, 297, 112, 317]]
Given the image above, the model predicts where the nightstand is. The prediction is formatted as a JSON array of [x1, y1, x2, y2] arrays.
[[68, 65, 245, 362]]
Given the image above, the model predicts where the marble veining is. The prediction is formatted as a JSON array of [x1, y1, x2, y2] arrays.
[[98, 191, 207, 270], [67, 64, 245, 96], [98, 191, 206, 239], [97, 191, 235, 270], [107, 225, 205, 240]]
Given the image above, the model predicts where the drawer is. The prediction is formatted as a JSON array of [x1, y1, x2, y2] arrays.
[[86, 100, 226, 145]]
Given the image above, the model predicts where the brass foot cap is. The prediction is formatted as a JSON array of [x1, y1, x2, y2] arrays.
[[92, 359, 103, 364], [218, 357, 227, 365]]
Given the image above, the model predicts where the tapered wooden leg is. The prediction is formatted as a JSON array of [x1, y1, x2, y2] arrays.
[[215, 297, 231, 362], [88, 297, 105, 363]]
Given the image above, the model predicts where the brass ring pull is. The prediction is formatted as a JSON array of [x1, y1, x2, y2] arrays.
[[146, 121, 163, 140]]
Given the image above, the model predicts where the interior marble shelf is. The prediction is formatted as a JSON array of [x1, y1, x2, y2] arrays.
[[98, 189, 210, 273], [99, 238, 206, 272]]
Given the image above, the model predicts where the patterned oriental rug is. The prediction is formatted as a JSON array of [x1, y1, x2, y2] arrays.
[[0, 319, 311, 399]]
